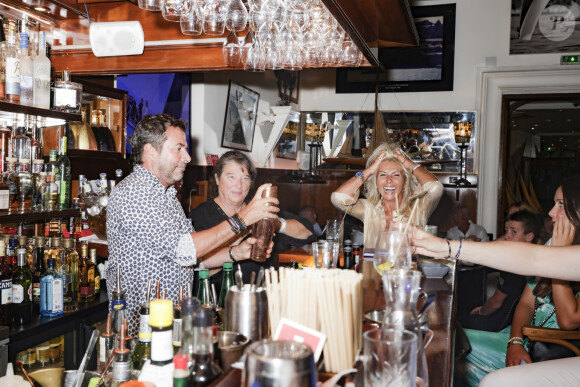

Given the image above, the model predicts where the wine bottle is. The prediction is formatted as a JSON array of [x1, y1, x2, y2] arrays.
[[57, 135, 71, 210], [31, 237, 45, 314], [132, 279, 153, 373], [11, 248, 31, 326]]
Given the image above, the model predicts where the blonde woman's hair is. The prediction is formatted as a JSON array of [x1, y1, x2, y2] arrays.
[[364, 142, 418, 219]]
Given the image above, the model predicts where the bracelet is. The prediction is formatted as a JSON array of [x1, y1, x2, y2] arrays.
[[232, 213, 247, 231], [455, 239, 463, 259], [445, 239, 451, 258], [507, 336, 524, 344], [411, 163, 422, 172], [227, 217, 241, 234], [278, 217, 287, 233], [228, 246, 237, 262]]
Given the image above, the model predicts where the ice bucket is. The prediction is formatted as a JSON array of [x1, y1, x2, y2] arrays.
[[225, 284, 268, 342]]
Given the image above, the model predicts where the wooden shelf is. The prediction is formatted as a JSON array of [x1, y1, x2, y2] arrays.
[[0, 208, 80, 224], [0, 101, 82, 125]]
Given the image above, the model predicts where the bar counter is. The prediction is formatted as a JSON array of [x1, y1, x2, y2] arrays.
[[278, 246, 458, 386]]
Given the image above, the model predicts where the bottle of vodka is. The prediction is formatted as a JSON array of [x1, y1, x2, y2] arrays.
[[33, 31, 50, 109]]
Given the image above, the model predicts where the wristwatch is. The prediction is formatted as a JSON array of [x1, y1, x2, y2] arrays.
[[355, 171, 365, 181]]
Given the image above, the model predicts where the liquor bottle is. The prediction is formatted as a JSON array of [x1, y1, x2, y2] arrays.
[[16, 158, 32, 210], [112, 319, 131, 386], [30, 118, 43, 160], [19, 32, 33, 106], [39, 258, 64, 317], [78, 242, 95, 302], [148, 298, 174, 366], [218, 262, 233, 308], [132, 279, 153, 373], [173, 354, 190, 387], [62, 237, 79, 305], [98, 313, 115, 374], [25, 237, 34, 270], [173, 286, 184, 352], [189, 307, 222, 385], [0, 177, 9, 212], [0, 17, 6, 101], [115, 169, 123, 184], [32, 164, 45, 210], [70, 109, 97, 150], [33, 31, 50, 109], [111, 264, 127, 338], [11, 248, 32, 326], [53, 71, 81, 113], [90, 248, 100, 296], [57, 135, 71, 210], [177, 297, 201, 369], [44, 172, 58, 211], [13, 125, 31, 163], [0, 240, 12, 325], [4, 157, 17, 208], [31, 237, 45, 314], [99, 110, 116, 152], [97, 173, 109, 211], [4, 19, 20, 104], [90, 110, 105, 151], [45, 149, 59, 177], [7, 237, 17, 267]]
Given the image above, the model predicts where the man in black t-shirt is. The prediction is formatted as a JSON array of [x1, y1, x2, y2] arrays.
[[458, 210, 541, 332]]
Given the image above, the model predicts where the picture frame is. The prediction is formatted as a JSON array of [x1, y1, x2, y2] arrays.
[[276, 111, 300, 159], [221, 81, 260, 152], [335, 4, 456, 93], [510, 0, 580, 55]]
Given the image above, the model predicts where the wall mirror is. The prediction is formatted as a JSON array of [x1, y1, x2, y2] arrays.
[[297, 111, 476, 173]]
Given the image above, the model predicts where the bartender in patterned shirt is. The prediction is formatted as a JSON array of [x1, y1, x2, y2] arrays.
[[106, 114, 279, 337]]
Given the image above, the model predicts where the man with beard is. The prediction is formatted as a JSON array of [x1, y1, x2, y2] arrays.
[[106, 114, 279, 336]]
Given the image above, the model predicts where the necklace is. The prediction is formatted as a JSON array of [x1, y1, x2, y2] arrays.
[[215, 197, 245, 217]]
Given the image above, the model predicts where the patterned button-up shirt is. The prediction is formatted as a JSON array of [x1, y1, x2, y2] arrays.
[[106, 165, 197, 337]]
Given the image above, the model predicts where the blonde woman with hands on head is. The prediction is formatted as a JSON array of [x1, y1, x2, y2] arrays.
[[331, 142, 443, 248]]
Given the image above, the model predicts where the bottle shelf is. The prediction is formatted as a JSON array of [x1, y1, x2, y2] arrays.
[[0, 101, 82, 126], [0, 208, 80, 224]]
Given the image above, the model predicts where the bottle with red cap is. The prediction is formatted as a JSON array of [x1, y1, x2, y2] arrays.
[[173, 353, 190, 387]]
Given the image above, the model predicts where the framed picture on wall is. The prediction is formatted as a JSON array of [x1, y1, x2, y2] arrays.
[[335, 3, 456, 93], [221, 81, 260, 152]]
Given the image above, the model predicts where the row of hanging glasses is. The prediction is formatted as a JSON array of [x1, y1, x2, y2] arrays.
[[137, 0, 366, 71]]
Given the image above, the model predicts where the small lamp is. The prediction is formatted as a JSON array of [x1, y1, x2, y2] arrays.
[[453, 121, 473, 186]]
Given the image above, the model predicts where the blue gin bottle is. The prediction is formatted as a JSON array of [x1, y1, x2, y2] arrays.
[[40, 258, 64, 317]]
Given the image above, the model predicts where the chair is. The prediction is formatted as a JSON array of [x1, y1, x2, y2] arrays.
[[522, 325, 580, 356]]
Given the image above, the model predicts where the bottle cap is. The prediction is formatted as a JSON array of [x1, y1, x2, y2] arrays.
[[199, 269, 210, 279], [173, 354, 188, 370], [33, 159, 44, 165], [16, 247, 26, 255], [344, 239, 352, 245], [62, 238, 73, 249], [182, 297, 201, 315], [223, 262, 233, 270], [149, 299, 174, 328], [17, 235, 27, 246], [18, 158, 30, 164], [192, 307, 213, 327], [35, 236, 45, 246], [344, 246, 352, 252]]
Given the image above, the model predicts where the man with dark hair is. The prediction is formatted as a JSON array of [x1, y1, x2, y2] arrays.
[[107, 114, 279, 336], [459, 210, 540, 331]]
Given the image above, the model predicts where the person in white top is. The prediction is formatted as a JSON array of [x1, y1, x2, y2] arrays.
[[446, 205, 490, 242]]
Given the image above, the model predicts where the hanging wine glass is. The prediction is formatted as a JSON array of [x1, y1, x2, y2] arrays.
[[340, 35, 358, 66], [225, 0, 249, 32], [138, 0, 162, 12], [249, 8, 268, 32], [223, 30, 241, 65], [244, 42, 266, 72], [203, 0, 227, 36], [241, 30, 256, 63], [161, 0, 188, 22], [180, 0, 204, 35]]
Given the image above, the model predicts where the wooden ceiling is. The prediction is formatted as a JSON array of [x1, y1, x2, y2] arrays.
[[3, 0, 418, 74]]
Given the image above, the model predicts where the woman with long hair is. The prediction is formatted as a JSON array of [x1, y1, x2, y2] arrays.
[[331, 142, 443, 248]]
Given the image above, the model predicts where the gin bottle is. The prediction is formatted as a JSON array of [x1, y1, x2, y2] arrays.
[[40, 258, 64, 317]]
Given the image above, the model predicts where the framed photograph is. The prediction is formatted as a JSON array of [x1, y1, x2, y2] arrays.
[[335, 4, 456, 93], [276, 111, 300, 159], [221, 81, 260, 152], [510, 0, 580, 55]]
